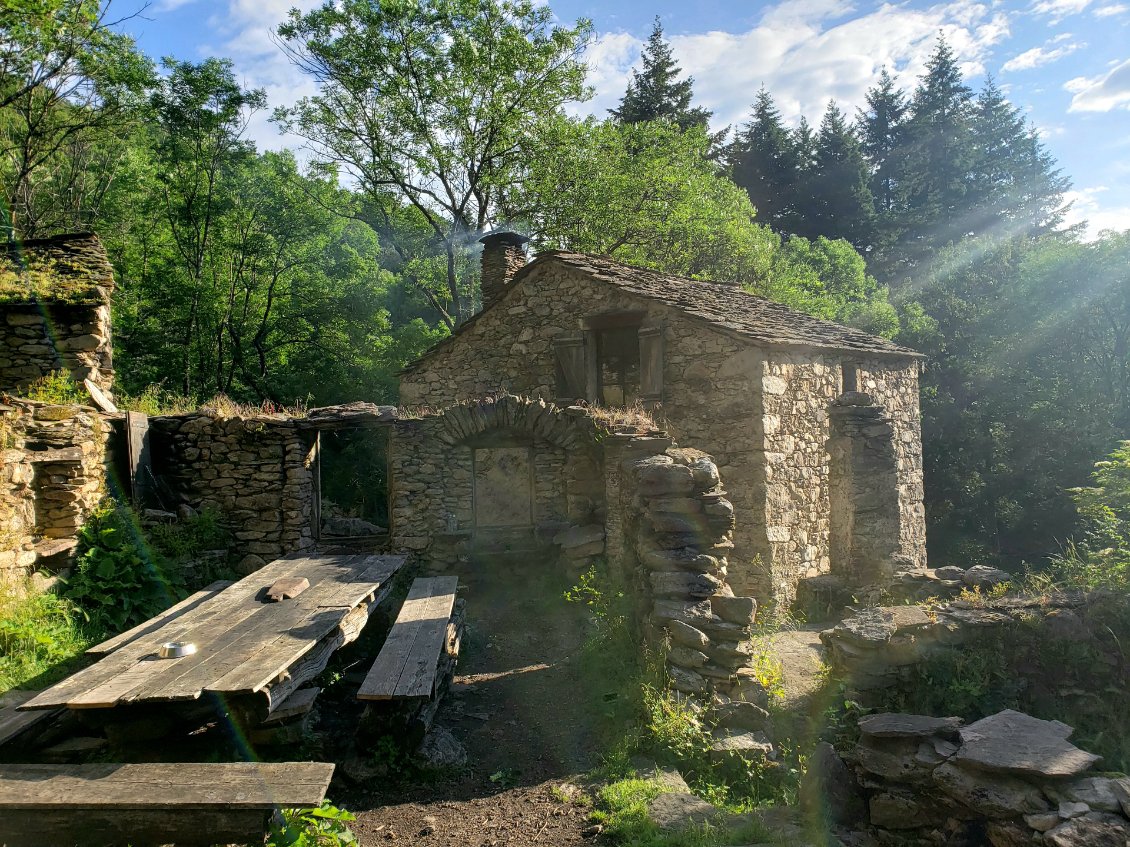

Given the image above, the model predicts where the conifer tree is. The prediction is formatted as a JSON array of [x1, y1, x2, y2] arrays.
[[727, 88, 800, 231], [610, 17, 712, 132], [858, 68, 909, 218], [808, 101, 875, 250]]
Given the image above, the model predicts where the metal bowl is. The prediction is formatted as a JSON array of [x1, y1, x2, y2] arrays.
[[158, 641, 197, 659]]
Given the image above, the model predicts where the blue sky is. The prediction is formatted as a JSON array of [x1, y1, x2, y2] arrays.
[[118, 0, 1130, 237]]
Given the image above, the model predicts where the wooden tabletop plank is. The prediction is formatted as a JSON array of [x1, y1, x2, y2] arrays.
[[21, 556, 337, 710], [358, 576, 457, 701], [129, 555, 402, 703], [86, 581, 234, 657], [207, 557, 404, 695], [0, 762, 334, 809], [123, 557, 370, 704]]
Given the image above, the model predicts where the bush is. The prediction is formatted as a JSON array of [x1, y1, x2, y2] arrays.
[[62, 505, 187, 635], [20, 371, 86, 404], [1052, 440, 1130, 589]]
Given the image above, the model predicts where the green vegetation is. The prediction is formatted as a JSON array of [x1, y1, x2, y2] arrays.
[[588, 777, 776, 846], [0, 583, 91, 691], [267, 801, 358, 847], [20, 370, 87, 405]]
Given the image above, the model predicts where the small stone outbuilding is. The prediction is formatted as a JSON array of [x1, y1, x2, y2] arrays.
[[400, 236, 927, 607], [0, 233, 115, 397]]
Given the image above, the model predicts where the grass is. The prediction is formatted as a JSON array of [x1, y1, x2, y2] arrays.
[[0, 582, 93, 693], [19, 371, 88, 405], [587, 775, 782, 847], [115, 385, 310, 418]]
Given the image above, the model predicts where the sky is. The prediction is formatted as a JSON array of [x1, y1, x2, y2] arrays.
[[116, 0, 1130, 238]]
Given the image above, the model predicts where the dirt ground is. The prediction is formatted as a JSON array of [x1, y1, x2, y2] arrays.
[[335, 558, 610, 846]]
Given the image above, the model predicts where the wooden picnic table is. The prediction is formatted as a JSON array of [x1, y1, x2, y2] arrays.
[[19, 552, 404, 726]]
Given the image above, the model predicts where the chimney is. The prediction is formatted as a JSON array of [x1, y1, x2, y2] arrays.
[[479, 231, 529, 311]]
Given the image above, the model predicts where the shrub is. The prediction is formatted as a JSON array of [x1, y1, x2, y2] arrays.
[[267, 801, 357, 847], [20, 371, 86, 405], [62, 505, 187, 635], [1052, 441, 1130, 590]]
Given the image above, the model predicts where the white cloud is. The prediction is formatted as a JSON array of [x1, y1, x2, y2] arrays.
[[1031, 0, 1093, 21], [1063, 186, 1130, 238], [1093, 2, 1130, 14], [1066, 58, 1130, 111], [623, 0, 1008, 130], [155, 0, 198, 10], [1002, 40, 1081, 72], [577, 31, 641, 118]]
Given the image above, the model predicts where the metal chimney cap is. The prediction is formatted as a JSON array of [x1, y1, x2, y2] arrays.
[[479, 230, 530, 248]]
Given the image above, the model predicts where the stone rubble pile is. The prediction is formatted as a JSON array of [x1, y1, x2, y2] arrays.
[[818, 709, 1130, 846], [819, 595, 1089, 702]]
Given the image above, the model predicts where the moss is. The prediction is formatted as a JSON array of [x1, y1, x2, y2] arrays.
[[0, 233, 113, 306]]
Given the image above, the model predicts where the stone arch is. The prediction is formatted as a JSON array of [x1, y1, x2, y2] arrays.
[[430, 395, 602, 453]]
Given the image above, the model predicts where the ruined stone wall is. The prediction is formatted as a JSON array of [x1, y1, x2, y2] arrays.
[[856, 358, 926, 570], [0, 399, 109, 585], [757, 354, 924, 608], [1, 303, 114, 395], [149, 413, 316, 567]]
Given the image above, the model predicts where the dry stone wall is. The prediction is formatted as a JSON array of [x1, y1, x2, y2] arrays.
[[0, 304, 114, 395], [149, 413, 317, 567], [0, 399, 109, 585]]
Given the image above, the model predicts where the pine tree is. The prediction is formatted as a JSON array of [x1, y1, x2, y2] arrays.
[[610, 17, 712, 132], [808, 101, 875, 250], [858, 68, 909, 217], [727, 88, 800, 231], [898, 36, 976, 267], [967, 77, 1070, 237]]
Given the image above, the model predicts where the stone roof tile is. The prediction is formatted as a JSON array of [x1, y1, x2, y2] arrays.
[[538, 251, 919, 358]]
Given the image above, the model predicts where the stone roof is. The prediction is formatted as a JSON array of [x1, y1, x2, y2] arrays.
[[403, 251, 920, 374], [536, 251, 920, 358], [0, 233, 115, 306]]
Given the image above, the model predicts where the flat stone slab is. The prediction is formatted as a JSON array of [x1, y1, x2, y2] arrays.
[[954, 710, 1101, 778], [859, 713, 963, 739], [647, 792, 718, 830]]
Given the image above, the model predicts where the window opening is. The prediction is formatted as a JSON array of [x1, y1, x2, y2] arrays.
[[596, 325, 641, 406], [842, 362, 859, 394]]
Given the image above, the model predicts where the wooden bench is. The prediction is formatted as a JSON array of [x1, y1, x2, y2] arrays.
[[0, 761, 334, 846], [358, 576, 464, 743]]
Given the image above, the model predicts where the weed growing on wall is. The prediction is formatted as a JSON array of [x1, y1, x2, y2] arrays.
[[20, 371, 86, 405]]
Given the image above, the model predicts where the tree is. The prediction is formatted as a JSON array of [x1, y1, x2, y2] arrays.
[[506, 115, 897, 330], [147, 58, 266, 395], [897, 37, 976, 266], [0, 0, 152, 237], [728, 88, 801, 232], [804, 101, 875, 250], [275, 0, 591, 328], [610, 17, 713, 133]]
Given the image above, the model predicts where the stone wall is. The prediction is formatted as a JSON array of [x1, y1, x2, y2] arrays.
[[810, 710, 1130, 846], [400, 260, 925, 609], [1, 303, 114, 396], [388, 395, 766, 708], [149, 412, 318, 567], [0, 399, 109, 586]]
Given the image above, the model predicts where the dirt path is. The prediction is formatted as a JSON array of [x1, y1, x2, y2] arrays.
[[340, 559, 606, 846]]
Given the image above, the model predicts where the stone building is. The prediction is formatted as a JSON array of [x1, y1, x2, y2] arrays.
[[400, 235, 927, 607], [0, 233, 115, 397]]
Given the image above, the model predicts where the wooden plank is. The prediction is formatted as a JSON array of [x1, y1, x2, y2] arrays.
[[1, 807, 269, 847], [0, 691, 58, 747], [20, 556, 326, 710], [207, 557, 404, 696], [86, 581, 234, 657], [358, 576, 458, 701], [126, 410, 153, 506], [261, 687, 319, 725], [0, 762, 333, 809], [129, 555, 400, 703], [396, 578, 459, 699]]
